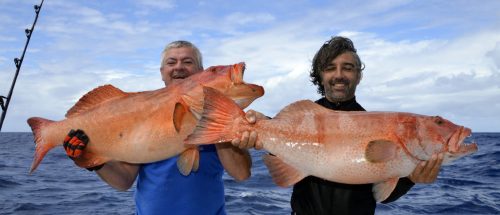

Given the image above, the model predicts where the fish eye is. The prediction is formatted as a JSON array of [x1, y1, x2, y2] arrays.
[[434, 116, 444, 125]]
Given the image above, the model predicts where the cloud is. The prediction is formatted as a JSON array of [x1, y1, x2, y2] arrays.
[[486, 42, 500, 70], [134, 0, 175, 10], [351, 30, 500, 131], [224, 12, 275, 26], [1, 1, 499, 132]]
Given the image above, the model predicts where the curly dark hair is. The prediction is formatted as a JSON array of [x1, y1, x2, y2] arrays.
[[310, 36, 364, 96]]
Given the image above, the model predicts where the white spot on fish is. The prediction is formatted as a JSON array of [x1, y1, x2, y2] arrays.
[[353, 157, 366, 163]]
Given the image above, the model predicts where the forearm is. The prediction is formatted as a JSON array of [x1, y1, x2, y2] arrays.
[[96, 161, 140, 191], [216, 143, 252, 181]]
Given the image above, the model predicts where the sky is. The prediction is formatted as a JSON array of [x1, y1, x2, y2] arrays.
[[0, 0, 499, 132]]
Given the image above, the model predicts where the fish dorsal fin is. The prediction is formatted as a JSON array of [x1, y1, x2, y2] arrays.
[[365, 139, 399, 163], [274, 100, 328, 119], [66, 85, 127, 117], [262, 154, 307, 187]]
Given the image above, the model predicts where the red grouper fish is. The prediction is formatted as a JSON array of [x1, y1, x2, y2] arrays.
[[185, 87, 478, 202], [27, 62, 264, 175]]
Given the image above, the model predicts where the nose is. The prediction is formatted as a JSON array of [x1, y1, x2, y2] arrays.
[[331, 67, 345, 79], [173, 62, 184, 70]]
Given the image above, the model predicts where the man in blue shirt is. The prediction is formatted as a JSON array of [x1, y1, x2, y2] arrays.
[[64, 40, 252, 215]]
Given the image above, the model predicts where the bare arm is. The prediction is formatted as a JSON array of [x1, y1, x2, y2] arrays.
[[95, 161, 140, 191], [216, 143, 252, 181]]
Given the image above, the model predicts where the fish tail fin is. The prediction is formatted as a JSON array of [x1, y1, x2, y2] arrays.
[[185, 87, 248, 145], [27, 117, 57, 174], [177, 147, 200, 176], [262, 154, 306, 187]]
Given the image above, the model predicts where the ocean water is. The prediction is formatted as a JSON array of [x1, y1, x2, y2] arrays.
[[0, 132, 498, 215]]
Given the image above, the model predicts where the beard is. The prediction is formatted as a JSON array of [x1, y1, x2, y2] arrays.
[[324, 78, 357, 102]]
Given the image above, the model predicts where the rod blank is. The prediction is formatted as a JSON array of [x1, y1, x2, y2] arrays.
[[0, 0, 44, 132]]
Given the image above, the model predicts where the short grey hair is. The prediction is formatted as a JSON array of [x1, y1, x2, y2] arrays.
[[160, 40, 203, 70]]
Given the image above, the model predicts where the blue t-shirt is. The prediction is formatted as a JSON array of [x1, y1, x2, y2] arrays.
[[135, 145, 226, 215]]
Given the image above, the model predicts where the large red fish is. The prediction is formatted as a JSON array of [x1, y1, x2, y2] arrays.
[[185, 87, 478, 202], [27, 63, 264, 175]]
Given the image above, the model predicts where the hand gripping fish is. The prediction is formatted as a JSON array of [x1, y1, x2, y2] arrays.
[[27, 63, 264, 175], [185, 87, 478, 202]]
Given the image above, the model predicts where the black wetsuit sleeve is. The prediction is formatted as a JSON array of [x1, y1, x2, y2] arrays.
[[381, 177, 415, 203]]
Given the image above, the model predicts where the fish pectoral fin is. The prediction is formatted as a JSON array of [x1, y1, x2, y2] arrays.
[[365, 139, 399, 163], [262, 154, 306, 187], [181, 95, 203, 120], [372, 177, 399, 202], [173, 101, 189, 133], [177, 148, 200, 176]]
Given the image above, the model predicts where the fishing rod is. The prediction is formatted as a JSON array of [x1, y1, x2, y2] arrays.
[[0, 0, 44, 132]]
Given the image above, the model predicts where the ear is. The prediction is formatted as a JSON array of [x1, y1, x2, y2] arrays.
[[357, 71, 363, 84], [160, 67, 167, 83]]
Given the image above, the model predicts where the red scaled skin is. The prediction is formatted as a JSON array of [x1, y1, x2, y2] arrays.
[[27, 62, 264, 173], [185, 88, 478, 202], [254, 109, 475, 184]]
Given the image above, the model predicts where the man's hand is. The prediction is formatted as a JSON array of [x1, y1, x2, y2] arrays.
[[408, 153, 444, 183], [231, 110, 266, 150], [63, 129, 103, 171]]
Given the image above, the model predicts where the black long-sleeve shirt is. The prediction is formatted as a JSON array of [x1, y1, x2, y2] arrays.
[[290, 97, 415, 215]]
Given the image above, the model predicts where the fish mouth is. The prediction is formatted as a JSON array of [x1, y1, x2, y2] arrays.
[[233, 94, 262, 108], [234, 98, 252, 108], [448, 126, 478, 155], [228, 84, 265, 109]]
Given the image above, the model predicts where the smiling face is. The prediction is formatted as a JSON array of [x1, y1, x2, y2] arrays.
[[320, 52, 362, 103], [160, 47, 203, 86]]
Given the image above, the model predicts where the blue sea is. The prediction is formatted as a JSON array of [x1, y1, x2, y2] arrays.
[[0, 132, 498, 215]]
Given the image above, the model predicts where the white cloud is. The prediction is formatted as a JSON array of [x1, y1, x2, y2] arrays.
[[135, 0, 175, 10], [1, 1, 499, 132], [351, 30, 500, 132], [225, 12, 275, 26]]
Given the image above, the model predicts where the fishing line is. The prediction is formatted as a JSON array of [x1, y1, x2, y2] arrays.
[[0, 0, 44, 132]]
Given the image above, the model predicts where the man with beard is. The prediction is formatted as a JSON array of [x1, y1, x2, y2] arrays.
[[288, 36, 445, 215], [231, 36, 446, 215]]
